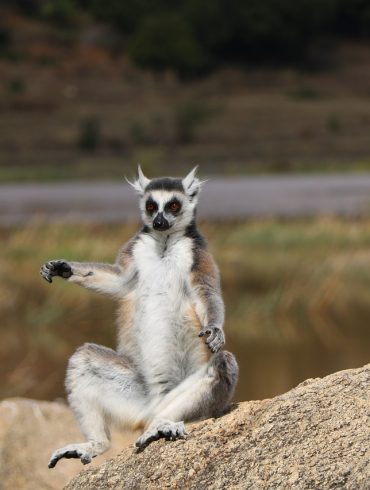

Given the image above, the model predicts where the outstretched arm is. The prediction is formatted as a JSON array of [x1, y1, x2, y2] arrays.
[[190, 248, 225, 353], [40, 238, 138, 297]]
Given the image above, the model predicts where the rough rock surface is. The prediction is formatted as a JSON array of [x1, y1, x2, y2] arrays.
[[66, 364, 370, 489], [0, 398, 136, 490]]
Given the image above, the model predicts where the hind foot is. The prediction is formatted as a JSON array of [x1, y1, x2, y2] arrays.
[[48, 441, 106, 468], [135, 420, 187, 452]]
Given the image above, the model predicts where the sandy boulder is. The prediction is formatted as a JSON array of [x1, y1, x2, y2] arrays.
[[0, 398, 136, 490], [65, 364, 370, 489]]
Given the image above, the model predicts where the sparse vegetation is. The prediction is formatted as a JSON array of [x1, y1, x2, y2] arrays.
[[128, 120, 148, 146], [128, 13, 206, 78], [327, 114, 342, 132], [288, 86, 322, 100], [7, 77, 26, 95], [78, 116, 101, 151], [174, 99, 214, 143], [1, 219, 370, 402], [0, 26, 10, 52]]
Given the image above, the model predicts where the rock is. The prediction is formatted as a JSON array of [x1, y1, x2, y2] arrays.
[[0, 398, 137, 490], [65, 364, 370, 490]]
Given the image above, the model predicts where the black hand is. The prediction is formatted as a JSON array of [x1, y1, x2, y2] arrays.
[[40, 260, 72, 283]]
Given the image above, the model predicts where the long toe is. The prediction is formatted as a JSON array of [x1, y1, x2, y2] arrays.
[[135, 431, 159, 450], [48, 449, 78, 468], [135, 421, 187, 452], [48, 457, 58, 469]]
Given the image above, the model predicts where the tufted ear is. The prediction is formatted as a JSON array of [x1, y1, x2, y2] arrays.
[[182, 166, 205, 197], [125, 165, 151, 194]]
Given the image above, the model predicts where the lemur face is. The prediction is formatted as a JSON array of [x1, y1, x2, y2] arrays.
[[127, 167, 202, 233], [143, 190, 185, 231]]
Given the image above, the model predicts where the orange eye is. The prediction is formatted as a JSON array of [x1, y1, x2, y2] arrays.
[[146, 201, 157, 213], [170, 202, 180, 212]]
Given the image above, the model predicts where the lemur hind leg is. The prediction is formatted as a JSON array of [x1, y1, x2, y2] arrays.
[[135, 351, 238, 451], [49, 343, 148, 468]]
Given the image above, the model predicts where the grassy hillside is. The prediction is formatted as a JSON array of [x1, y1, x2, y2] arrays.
[[2, 12, 370, 180], [1, 219, 370, 402]]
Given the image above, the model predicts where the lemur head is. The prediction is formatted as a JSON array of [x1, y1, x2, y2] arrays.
[[127, 166, 203, 233]]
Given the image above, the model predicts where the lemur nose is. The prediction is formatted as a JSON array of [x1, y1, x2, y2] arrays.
[[153, 212, 170, 231]]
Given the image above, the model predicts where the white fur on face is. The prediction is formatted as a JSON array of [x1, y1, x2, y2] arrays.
[[140, 190, 198, 233]]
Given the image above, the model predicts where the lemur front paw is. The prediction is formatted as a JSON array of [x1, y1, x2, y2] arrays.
[[134, 420, 187, 452], [199, 326, 225, 353], [40, 260, 72, 283]]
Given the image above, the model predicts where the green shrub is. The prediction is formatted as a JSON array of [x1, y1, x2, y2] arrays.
[[174, 99, 212, 143], [128, 13, 206, 78], [78, 116, 101, 151], [129, 120, 147, 146], [40, 0, 80, 25], [7, 78, 26, 94], [288, 86, 322, 100], [326, 114, 342, 132], [10, 0, 370, 76], [0, 26, 10, 49]]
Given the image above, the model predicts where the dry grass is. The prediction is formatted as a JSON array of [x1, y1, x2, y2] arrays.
[[1, 219, 370, 402]]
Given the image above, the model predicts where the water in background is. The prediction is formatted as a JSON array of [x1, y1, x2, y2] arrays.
[[228, 335, 369, 401]]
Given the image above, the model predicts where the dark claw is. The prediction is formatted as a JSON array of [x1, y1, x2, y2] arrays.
[[40, 268, 52, 283]]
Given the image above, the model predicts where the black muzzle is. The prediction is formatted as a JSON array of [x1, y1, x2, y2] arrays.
[[153, 212, 170, 231]]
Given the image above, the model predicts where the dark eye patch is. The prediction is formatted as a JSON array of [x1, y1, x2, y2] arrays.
[[145, 198, 158, 214], [165, 198, 182, 214]]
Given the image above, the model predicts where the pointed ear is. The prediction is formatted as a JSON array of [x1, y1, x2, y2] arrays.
[[138, 165, 150, 189], [125, 165, 150, 194], [182, 166, 205, 197], [182, 166, 198, 191]]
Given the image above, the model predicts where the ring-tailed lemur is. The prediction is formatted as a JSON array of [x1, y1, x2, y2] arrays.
[[41, 166, 238, 468]]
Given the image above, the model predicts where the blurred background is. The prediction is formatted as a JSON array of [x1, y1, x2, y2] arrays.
[[1, 0, 370, 404]]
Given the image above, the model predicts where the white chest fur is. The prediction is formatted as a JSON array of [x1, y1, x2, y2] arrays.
[[135, 232, 192, 288], [131, 232, 203, 395], [133, 232, 193, 325]]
